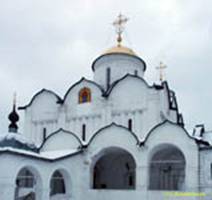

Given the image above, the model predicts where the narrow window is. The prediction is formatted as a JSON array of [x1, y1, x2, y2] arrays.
[[16, 168, 34, 188], [43, 127, 47, 141], [79, 87, 91, 103], [134, 70, 138, 76], [15, 168, 36, 199], [106, 67, 111, 89], [128, 119, 132, 131], [50, 171, 66, 196], [210, 163, 212, 179], [82, 124, 86, 141]]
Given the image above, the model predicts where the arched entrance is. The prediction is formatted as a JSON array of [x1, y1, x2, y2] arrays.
[[92, 147, 136, 190], [149, 144, 186, 190]]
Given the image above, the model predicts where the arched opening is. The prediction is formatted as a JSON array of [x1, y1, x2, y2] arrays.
[[149, 144, 186, 191], [93, 147, 136, 190], [78, 87, 91, 104], [50, 170, 66, 197], [14, 168, 37, 200]]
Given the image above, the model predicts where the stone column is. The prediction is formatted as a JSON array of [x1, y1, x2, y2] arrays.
[[41, 186, 50, 200]]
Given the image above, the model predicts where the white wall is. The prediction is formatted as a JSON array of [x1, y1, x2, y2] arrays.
[[41, 129, 81, 151], [0, 122, 206, 200], [22, 53, 178, 149], [22, 74, 177, 146], [24, 90, 60, 146], [93, 54, 145, 90], [200, 149, 212, 197]]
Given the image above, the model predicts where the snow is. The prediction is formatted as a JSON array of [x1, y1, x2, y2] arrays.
[[40, 149, 81, 159], [203, 131, 212, 145], [0, 132, 82, 160], [0, 147, 81, 160], [187, 127, 212, 145], [0, 132, 35, 146]]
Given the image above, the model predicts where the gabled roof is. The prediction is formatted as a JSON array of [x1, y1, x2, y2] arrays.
[[87, 122, 140, 146], [139, 120, 210, 147], [104, 74, 162, 97], [18, 89, 62, 110], [39, 128, 83, 151], [63, 77, 104, 103]]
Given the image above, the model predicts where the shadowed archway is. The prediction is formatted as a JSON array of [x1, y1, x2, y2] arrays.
[[14, 167, 41, 200], [92, 147, 136, 190], [149, 144, 186, 191]]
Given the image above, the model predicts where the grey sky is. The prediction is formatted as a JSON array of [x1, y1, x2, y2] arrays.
[[0, 0, 211, 133]]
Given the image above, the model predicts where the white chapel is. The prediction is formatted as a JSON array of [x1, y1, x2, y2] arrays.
[[0, 14, 212, 200]]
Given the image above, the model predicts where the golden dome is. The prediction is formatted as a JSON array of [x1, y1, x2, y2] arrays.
[[103, 45, 137, 56]]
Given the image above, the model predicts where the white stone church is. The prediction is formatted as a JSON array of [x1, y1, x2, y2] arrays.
[[1, 15, 212, 200]]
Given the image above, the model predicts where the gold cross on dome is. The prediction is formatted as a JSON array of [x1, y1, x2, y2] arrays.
[[113, 13, 129, 46], [13, 92, 17, 107], [156, 62, 167, 82]]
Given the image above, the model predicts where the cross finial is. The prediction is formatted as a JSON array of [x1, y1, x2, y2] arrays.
[[113, 13, 129, 46], [156, 62, 167, 82], [13, 92, 17, 108]]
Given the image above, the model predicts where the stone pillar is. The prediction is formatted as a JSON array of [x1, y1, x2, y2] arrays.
[[138, 147, 148, 191], [41, 186, 50, 200]]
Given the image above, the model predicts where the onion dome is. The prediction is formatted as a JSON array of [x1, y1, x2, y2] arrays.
[[8, 93, 19, 133], [92, 44, 146, 72], [3, 94, 38, 152], [103, 45, 137, 56]]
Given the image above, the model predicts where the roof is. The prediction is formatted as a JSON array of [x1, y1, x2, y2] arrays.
[[0, 147, 82, 161], [92, 47, 146, 72], [0, 132, 38, 152], [0, 121, 210, 161], [103, 45, 137, 56], [18, 89, 62, 110]]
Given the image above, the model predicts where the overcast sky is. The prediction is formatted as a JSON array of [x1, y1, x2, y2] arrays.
[[0, 0, 211, 134]]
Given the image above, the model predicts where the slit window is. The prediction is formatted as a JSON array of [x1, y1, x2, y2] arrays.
[[210, 163, 212, 179], [43, 127, 47, 141], [106, 67, 111, 89], [82, 124, 86, 141], [128, 119, 132, 131]]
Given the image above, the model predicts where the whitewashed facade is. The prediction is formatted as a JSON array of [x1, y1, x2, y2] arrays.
[[0, 42, 212, 200]]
